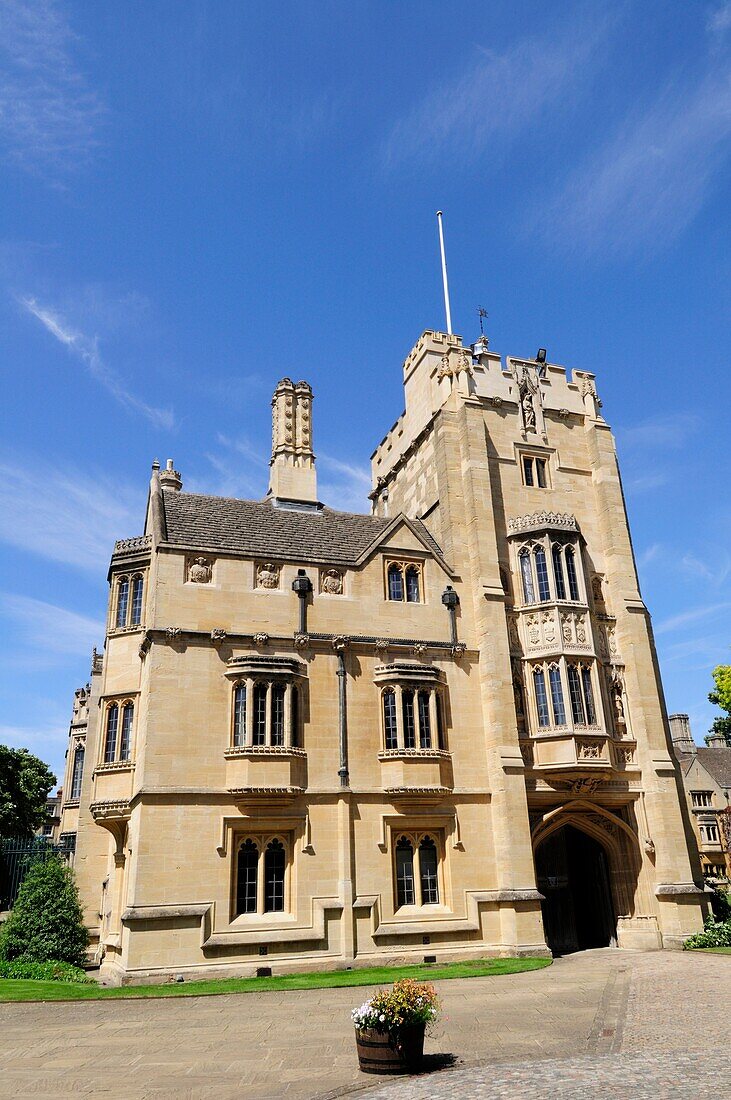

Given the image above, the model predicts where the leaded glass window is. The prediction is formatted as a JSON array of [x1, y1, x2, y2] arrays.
[[418, 690, 432, 749], [533, 669, 550, 727], [567, 665, 585, 725], [581, 666, 596, 724], [520, 550, 535, 603], [565, 547, 580, 601], [119, 703, 133, 761], [116, 578, 129, 628], [104, 704, 118, 763], [535, 547, 550, 601], [402, 689, 416, 749], [253, 683, 267, 746], [271, 683, 286, 746], [395, 837, 415, 907], [405, 566, 420, 603], [264, 839, 285, 913], [549, 665, 566, 725], [383, 689, 397, 750], [388, 563, 404, 601], [130, 575, 144, 625], [236, 839, 258, 915], [552, 544, 566, 600], [233, 683, 246, 747], [419, 836, 439, 904], [70, 746, 84, 800]]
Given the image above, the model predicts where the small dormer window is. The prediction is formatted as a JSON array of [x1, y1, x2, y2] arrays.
[[386, 560, 423, 603]]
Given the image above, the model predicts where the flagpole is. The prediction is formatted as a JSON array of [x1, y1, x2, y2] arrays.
[[436, 210, 453, 335]]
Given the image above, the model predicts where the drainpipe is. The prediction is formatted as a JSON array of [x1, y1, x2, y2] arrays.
[[441, 585, 460, 646], [333, 638, 350, 787], [291, 569, 313, 634]]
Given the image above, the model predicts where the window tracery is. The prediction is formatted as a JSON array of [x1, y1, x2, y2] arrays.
[[385, 560, 423, 603], [393, 832, 442, 909], [234, 834, 289, 916], [113, 573, 145, 629]]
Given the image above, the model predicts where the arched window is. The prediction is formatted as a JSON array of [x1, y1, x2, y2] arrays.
[[236, 839, 258, 915], [435, 693, 445, 749], [253, 683, 267, 746], [402, 689, 416, 749], [581, 666, 596, 724], [417, 690, 432, 749], [395, 836, 415, 907], [388, 563, 404, 602], [264, 839, 285, 913], [233, 683, 247, 747], [419, 836, 439, 904], [271, 683, 286, 746], [533, 669, 550, 727], [70, 745, 85, 800], [548, 665, 566, 725], [519, 549, 535, 603], [567, 664, 586, 725], [405, 566, 421, 603], [382, 689, 397, 750], [565, 547, 580, 601], [534, 547, 550, 601], [130, 575, 144, 625], [116, 578, 129, 628], [104, 704, 119, 763], [119, 703, 133, 761], [291, 686, 299, 748], [552, 544, 566, 600]]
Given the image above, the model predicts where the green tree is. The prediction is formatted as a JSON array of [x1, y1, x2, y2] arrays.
[[0, 855, 88, 967], [706, 665, 731, 745], [0, 745, 56, 839]]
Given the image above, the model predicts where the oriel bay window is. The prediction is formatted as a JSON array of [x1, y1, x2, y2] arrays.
[[517, 538, 584, 605], [231, 678, 301, 748], [113, 573, 145, 629], [394, 833, 442, 909], [380, 683, 445, 751], [235, 835, 289, 916], [102, 700, 134, 763], [529, 659, 602, 733], [69, 744, 85, 800]]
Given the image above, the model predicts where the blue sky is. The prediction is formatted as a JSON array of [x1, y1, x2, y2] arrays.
[[0, 0, 729, 782]]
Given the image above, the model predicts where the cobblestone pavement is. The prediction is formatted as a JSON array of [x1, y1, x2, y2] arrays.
[[0, 950, 727, 1099]]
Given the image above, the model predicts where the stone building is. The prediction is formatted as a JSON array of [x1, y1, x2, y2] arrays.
[[670, 714, 731, 884], [63, 329, 706, 983]]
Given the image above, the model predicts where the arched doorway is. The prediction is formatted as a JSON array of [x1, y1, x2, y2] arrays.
[[535, 824, 616, 955]]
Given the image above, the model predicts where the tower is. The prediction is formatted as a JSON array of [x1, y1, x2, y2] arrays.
[[268, 378, 319, 506]]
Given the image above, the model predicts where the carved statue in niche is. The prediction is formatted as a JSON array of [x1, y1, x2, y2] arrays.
[[613, 684, 626, 727], [592, 575, 604, 605], [257, 562, 280, 589], [521, 385, 536, 430], [507, 615, 520, 648], [321, 568, 343, 595], [188, 556, 212, 584], [607, 625, 618, 657]]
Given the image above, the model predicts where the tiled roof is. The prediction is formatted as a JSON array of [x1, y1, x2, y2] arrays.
[[677, 747, 731, 788], [161, 490, 443, 567]]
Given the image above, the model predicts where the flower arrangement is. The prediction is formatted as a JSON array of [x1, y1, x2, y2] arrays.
[[351, 978, 440, 1036]]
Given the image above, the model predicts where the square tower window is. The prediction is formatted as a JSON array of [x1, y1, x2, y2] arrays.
[[521, 455, 549, 488]]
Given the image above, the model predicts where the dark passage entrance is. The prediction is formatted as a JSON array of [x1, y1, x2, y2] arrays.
[[535, 825, 616, 955]]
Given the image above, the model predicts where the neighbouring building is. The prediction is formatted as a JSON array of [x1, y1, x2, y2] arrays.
[[57, 651, 104, 858], [37, 789, 62, 842], [671, 713, 731, 885], [62, 328, 706, 983]]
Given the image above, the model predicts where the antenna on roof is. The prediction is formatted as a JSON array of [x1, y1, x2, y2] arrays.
[[478, 306, 488, 337], [436, 211, 453, 335]]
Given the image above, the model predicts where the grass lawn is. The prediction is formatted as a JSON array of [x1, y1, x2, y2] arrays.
[[696, 947, 731, 955], [0, 956, 551, 1002]]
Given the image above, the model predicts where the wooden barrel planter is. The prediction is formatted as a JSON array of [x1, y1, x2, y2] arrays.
[[355, 1024, 425, 1074]]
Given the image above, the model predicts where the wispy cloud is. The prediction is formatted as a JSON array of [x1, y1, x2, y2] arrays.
[[0, 458, 141, 571], [0, 0, 105, 175], [19, 296, 175, 430], [535, 56, 731, 255], [680, 549, 731, 588], [626, 471, 668, 494], [617, 412, 700, 451], [381, 12, 615, 170], [0, 592, 102, 657], [637, 542, 663, 568], [708, 1, 731, 38], [318, 453, 371, 513], [655, 601, 731, 635]]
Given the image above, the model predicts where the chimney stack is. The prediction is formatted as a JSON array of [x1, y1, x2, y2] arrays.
[[159, 458, 182, 492], [268, 379, 319, 507], [669, 713, 696, 755]]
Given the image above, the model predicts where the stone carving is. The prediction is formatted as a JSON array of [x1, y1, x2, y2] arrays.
[[451, 642, 467, 659], [489, 395, 503, 407], [644, 837, 656, 856], [507, 511, 578, 535], [438, 349, 474, 381], [210, 628, 227, 643], [138, 633, 152, 659], [321, 568, 343, 595], [507, 615, 520, 649], [521, 385, 536, 431], [606, 625, 618, 657], [558, 408, 570, 419], [570, 777, 602, 794], [618, 745, 634, 765], [188, 556, 212, 584], [374, 639, 390, 655], [256, 563, 280, 589], [253, 633, 269, 646], [588, 812, 615, 834], [575, 616, 587, 644], [293, 633, 310, 649], [597, 629, 609, 657], [591, 575, 604, 604], [542, 610, 556, 644], [165, 627, 182, 641], [92, 647, 104, 674], [332, 635, 350, 651], [519, 741, 533, 766], [577, 740, 602, 760], [527, 615, 540, 646], [114, 535, 152, 554], [561, 614, 573, 643], [412, 643, 428, 656]]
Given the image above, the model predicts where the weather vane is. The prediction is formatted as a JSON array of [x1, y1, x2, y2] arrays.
[[477, 307, 488, 336]]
